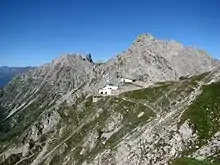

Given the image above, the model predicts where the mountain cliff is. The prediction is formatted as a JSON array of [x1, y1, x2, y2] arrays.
[[89, 33, 218, 91], [0, 34, 220, 165]]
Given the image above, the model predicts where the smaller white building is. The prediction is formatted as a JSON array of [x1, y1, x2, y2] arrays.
[[99, 84, 118, 95], [93, 95, 102, 102], [120, 77, 134, 83]]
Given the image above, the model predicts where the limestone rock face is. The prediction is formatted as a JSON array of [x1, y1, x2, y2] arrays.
[[92, 33, 218, 90], [0, 34, 220, 165]]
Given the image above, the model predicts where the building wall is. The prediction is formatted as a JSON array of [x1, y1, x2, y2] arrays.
[[93, 96, 102, 102], [99, 84, 118, 96], [99, 88, 111, 95], [121, 78, 133, 83], [105, 85, 118, 90]]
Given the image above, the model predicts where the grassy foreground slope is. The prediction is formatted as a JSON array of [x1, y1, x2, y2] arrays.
[[181, 82, 220, 146], [1, 71, 220, 165], [172, 158, 220, 165]]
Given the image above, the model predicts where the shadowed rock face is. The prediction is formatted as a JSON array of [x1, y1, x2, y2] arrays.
[[0, 34, 220, 165]]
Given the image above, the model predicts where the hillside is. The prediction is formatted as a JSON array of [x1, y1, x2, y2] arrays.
[[0, 34, 220, 165]]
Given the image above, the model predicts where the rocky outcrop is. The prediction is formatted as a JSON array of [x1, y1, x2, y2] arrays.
[[95, 34, 217, 87]]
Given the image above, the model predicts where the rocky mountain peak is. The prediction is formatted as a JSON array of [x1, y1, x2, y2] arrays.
[[135, 33, 155, 41], [51, 53, 93, 66]]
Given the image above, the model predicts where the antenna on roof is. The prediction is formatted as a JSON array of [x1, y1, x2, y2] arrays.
[[106, 79, 110, 85]]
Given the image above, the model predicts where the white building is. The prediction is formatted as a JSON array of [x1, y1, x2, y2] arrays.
[[99, 88, 111, 95], [105, 84, 118, 90], [93, 95, 102, 102], [99, 84, 118, 95], [120, 77, 134, 83]]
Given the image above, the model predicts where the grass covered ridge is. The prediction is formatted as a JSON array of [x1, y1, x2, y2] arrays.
[[120, 83, 172, 101], [171, 158, 220, 165], [181, 81, 220, 146]]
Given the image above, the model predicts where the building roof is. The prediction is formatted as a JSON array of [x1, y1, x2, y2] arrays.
[[121, 77, 136, 80], [99, 84, 118, 90]]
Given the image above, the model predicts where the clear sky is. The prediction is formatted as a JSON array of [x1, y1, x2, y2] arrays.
[[0, 0, 219, 67]]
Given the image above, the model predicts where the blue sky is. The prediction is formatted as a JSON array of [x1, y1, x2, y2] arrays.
[[0, 0, 219, 67]]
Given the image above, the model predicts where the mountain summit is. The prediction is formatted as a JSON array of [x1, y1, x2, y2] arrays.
[[0, 34, 220, 165], [92, 33, 218, 88]]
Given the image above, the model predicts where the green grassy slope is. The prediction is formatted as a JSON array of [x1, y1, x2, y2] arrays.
[[171, 158, 220, 165], [181, 81, 220, 148]]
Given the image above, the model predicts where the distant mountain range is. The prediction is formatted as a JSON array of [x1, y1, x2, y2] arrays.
[[0, 66, 35, 87]]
